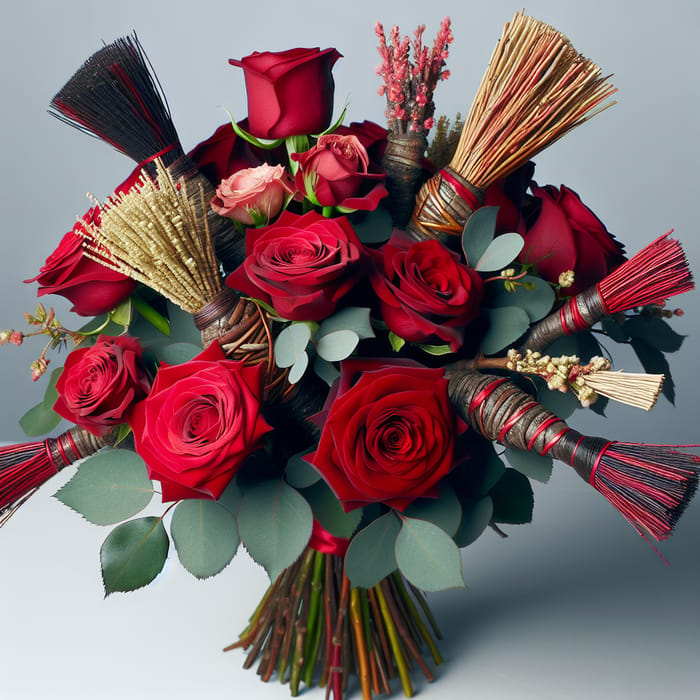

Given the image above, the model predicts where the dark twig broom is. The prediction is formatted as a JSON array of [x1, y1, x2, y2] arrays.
[[407, 11, 616, 243]]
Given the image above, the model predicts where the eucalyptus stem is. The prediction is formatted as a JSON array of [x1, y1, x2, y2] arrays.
[[374, 582, 413, 697], [350, 588, 373, 700], [392, 572, 443, 665]]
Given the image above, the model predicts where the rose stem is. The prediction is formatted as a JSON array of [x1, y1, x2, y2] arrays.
[[374, 582, 413, 697], [359, 589, 376, 689], [342, 613, 352, 692], [223, 580, 276, 650], [371, 630, 392, 695], [302, 551, 326, 685], [260, 576, 293, 681], [387, 575, 421, 647], [407, 582, 443, 640], [327, 571, 351, 700], [381, 579, 434, 681], [350, 588, 373, 700], [303, 592, 326, 688], [367, 587, 394, 678], [290, 573, 313, 696], [279, 549, 315, 682], [320, 554, 336, 689], [391, 572, 442, 665]]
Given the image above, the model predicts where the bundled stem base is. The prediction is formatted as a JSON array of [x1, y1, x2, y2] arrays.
[[226, 548, 442, 699]]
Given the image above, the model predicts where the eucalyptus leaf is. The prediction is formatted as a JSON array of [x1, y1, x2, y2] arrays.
[[316, 329, 359, 362], [288, 351, 310, 384], [170, 499, 239, 579], [504, 448, 553, 483], [237, 480, 313, 581], [285, 451, 321, 489], [42, 366, 63, 410], [149, 342, 202, 365], [344, 512, 400, 589], [349, 206, 393, 244], [100, 517, 169, 595], [19, 401, 62, 437], [462, 206, 498, 267], [486, 275, 555, 322], [275, 323, 311, 368], [218, 477, 244, 516], [490, 469, 534, 524], [54, 448, 153, 525], [480, 306, 530, 355], [302, 481, 363, 539], [395, 516, 466, 591], [475, 233, 524, 272], [166, 301, 201, 345], [316, 307, 375, 340], [314, 356, 341, 387], [453, 496, 493, 547], [403, 484, 462, 537]]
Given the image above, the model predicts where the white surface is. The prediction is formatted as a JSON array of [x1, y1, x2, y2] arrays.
[[1, 1, 699, 699]]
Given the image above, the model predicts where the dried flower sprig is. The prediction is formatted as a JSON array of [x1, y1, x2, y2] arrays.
[[375, 17, 453, 135]]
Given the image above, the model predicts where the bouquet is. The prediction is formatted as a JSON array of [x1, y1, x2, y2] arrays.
[[1, 11, 697, 700]]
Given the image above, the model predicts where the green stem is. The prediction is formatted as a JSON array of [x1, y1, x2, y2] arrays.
[[374, 583, 413, 697], [130, 294, 170, 336], [322, 206, 334, 218], [407, 582, 443, 640], [302, 551, 325, 686]]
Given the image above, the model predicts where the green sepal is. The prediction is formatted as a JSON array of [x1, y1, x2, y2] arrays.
[[226, 110, 285, 149], [108, 297, 132, 330], [100, 516, 169, 595], [314, 99, 349, 137], [388, 331, 406, 352], [416, 342, 453, 357]]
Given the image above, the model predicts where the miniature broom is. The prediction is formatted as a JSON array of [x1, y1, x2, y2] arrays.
[[406, 11, 616, 243], [447, 370, 699, 541]]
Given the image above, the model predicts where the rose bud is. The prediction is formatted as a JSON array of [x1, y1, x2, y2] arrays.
[[54, 335, 151, 436], [292, 133, 387, 211], [26, 208, 136, 317], [210, 163, 295, 225], [128, 342, 272, 501], [520, 183, 626, 296], [229, 47, 341, 139]]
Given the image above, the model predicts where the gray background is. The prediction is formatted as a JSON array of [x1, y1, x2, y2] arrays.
[[1, 1, 698, 698]]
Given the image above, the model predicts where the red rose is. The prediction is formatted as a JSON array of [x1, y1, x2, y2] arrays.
[[520, 183, 626, 295], [292, 133, 387, 211], [306, 359, 461, 512], [225, 210, 366, 321], [128, 343, 272, 501], [25, 208, 136, 317], [335, 121, 388, 165], [370, 233, 484, 351], [229, 47, 341, 139], [54, 335, 150, 436]]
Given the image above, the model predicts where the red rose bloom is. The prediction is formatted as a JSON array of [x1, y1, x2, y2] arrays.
[[128, 342, 272, 501], [26, 208, 136, 317], [306, 359, 460, 512], [292, 133, 387, 211], [229, 47, 341, 139], [370, 233, 484, 351], [226, 210, 366, 321], [520, 183, 626, 295], [54, 335, 150, 436]]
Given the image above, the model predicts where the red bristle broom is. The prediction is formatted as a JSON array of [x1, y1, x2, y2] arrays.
[[405, 11, 617, 244], [446, 370, 699, 542], [521, 232, 695, 352], [48, 33, 243, 271], [0, 427, 106, 526]]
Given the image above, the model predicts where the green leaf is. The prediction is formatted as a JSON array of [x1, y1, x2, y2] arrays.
[[19, 401, 62, 437], [285, 451, 321, 489], [315, 329, 359, 362], [453, 496, 493, 547], [42, 366, 63, 410], [624, 316, 685, 353], [486, 275, 555, 322], [165, 301, 201, 345], [237, 480, 313, 581], [395, 516, 466, 591], [301, 480, 362, 539], [403, 484, 462, 537], [314, 357, 341, 387], [462, 206, 497, 267], [149, 341, 202, 365], [109, 297, 133, 329], [481, 306, 530, 355], [350, 207, 393, 244], [170, 499, 239, 579], [100, 517, 169, 595], [388, 331, 406, 352], [111, 422, 133, 447], [344, 512, 401, 589], [475, 232, 525, 272], [274, 323, 311, 368], [490, 469, 533, 524], [54, 448, 154, 525], [504, 448, 553, 483], [316, 307, 375, 340], [630, 337, 675, 404]]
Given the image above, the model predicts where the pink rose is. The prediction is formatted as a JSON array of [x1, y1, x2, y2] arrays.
[[210, 164, 295, 225], [292, 133, 387, 211]]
